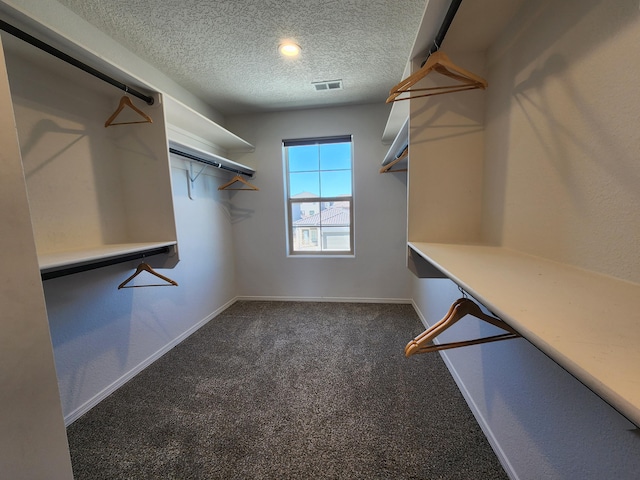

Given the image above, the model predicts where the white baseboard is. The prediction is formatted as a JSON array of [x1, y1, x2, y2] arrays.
[[236, 295, 412, 304], [64, 296, 239, 426], [410, 300, 519, 480]]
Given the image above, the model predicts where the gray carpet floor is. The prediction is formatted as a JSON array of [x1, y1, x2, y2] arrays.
[[67, 301, 508, 479]]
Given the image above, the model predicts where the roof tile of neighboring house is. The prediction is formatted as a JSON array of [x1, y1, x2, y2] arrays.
[[291, 192, 319, 198], [293, 206, 350, 226]]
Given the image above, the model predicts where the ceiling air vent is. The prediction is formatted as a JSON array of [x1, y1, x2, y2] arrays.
[[312, 79, 343, 91]]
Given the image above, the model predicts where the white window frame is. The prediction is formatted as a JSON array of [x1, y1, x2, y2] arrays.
[[283, 135, 354, 256]]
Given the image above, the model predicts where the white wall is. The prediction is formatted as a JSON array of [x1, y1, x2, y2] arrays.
[[226, 104, 411, 302], [46, 159, 240, 423], [407, 50, 486, 245], [482, 0, 640, 283], [410, 1, 640, 479]]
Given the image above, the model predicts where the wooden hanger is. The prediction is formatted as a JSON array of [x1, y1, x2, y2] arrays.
[[118, 262, 178, 289], [218, 174, 259, 191], [387, 50, 488, 103], [405, 298, 519, 357], [380, 146, 408, 173], [404, 297, 467, 355], [105, 95, 153, 127]]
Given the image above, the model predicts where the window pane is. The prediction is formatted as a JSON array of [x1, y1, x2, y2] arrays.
[[292, 227, 321, 251], [321, 170, 352, 197], [320, 143, 351, 170], [288, 145, 319, 172], [291, 201, 320, 224], [319, 202, 350, 227], [320, 226, 351, 251], [289, 172, 319, 197]]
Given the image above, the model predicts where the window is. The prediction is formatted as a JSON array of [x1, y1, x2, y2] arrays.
[[283, 136, 353, 255]]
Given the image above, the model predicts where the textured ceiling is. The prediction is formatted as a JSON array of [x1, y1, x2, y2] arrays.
[[55, 0, 427, 115]]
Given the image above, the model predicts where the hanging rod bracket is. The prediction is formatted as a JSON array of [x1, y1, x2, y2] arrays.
[[187, 162, 208, 200], [420, 0, 463, 67]]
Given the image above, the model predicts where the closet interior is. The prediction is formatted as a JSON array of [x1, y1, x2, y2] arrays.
[[0, 19, 256, 280], [1, 1, 639, 477], [1, 32, 178, 276]]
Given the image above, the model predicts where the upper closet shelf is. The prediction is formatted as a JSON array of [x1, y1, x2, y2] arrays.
[[164, 95, 254, 153], [381, 117, 408, 172], [168, 139, 255, 177], [381, 90, 409, 144], [408, 241, 640, 427]]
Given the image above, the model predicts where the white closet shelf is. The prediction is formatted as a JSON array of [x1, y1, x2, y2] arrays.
[[168, 140, 255, 177], [381, 117, 408, 170], [408, 241, 640, 427], [164, 95, 254, 152], [381, 94, 409, 144], [39, 241, 177, 272]]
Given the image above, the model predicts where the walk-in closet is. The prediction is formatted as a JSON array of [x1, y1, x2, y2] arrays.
[[1, 0, 639, 479]]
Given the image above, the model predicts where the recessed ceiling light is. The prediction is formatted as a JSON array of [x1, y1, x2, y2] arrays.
[[278, 42, 301, 57]]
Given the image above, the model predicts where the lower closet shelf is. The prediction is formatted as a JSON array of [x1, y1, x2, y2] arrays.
[[408, 241, 640, 427], [39, 241, 177, 279]]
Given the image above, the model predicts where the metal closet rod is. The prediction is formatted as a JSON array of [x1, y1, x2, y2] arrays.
[[420, 0, 463, 67], [0, 19, 154, 105]]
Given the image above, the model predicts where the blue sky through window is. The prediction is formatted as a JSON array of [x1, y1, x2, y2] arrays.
[[288, 142, 351, 197]]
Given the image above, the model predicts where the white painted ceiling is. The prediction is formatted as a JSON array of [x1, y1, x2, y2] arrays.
[[55, 0, 428, 115]]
